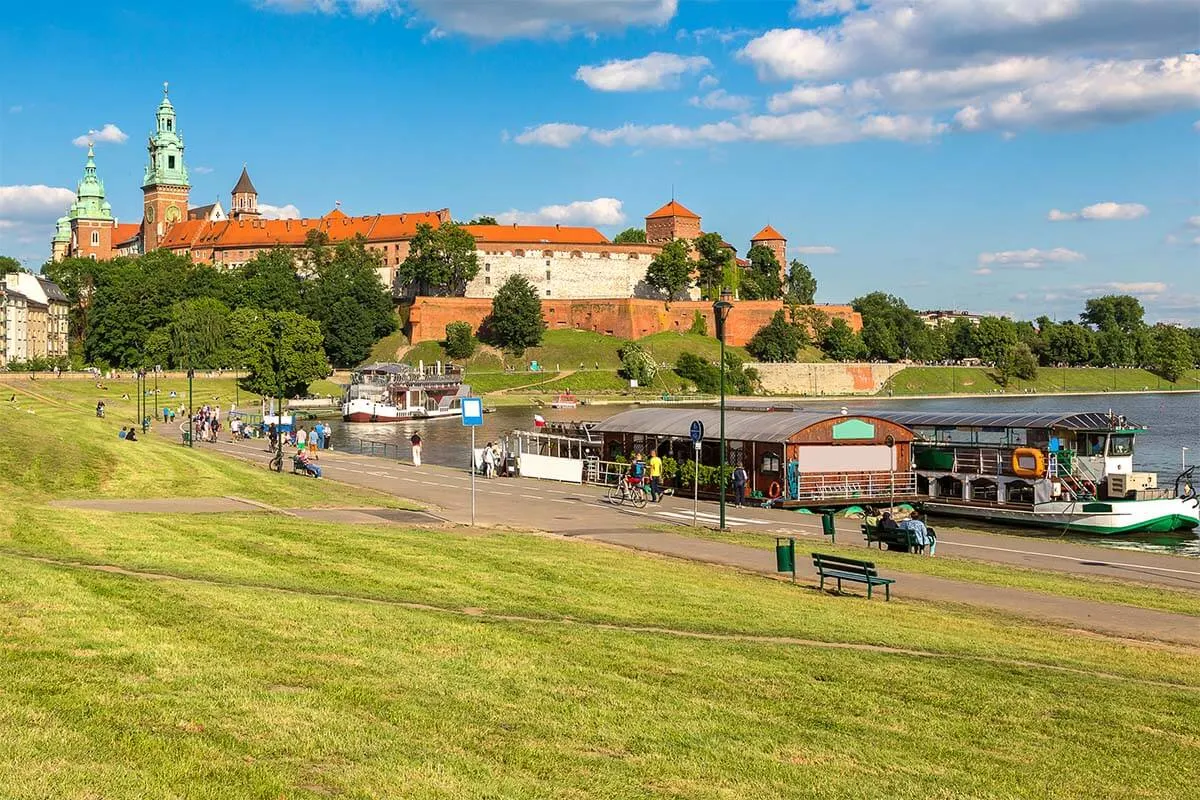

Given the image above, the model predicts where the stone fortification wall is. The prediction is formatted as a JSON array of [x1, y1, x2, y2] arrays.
[[466, 245, 660, 300], [752, 362, 907, 396], [408, 297, 861, 348]]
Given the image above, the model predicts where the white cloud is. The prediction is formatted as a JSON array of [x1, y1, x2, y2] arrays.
[[955, 55, 1200, 131], [977, 247, 1086, 269], [259, 203, 302, 220], [72, 123, 128, 147], [689, 89, 752, 112], [1187, 216, 1200, 229], [8, 105, 21, 114], [1047, 202, 1149, 222], [513, 123, 590, 148], [193, 166, 215, 175], [767, 83, 847, 112], [0, 185, 76, 222], [793, 1, 859, 19], [494, 198, 625, 227], [576, 52, 710, 92], [698, 75, 719, 90], [1085, 281, 1168, 298], [264, 0, 680, 39], [793, 245, 838, 255], [676, 27, 756, 45]]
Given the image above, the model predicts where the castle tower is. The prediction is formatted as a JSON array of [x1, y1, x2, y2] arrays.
[[141, 82, 190, 252], [64, 143, 115, 260], [230, 165, 260, 220], [750, 224, 787, 279], [645, 200, 701, 245]]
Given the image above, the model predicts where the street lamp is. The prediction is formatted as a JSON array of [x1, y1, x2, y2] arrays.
[[713, 286, 734, 532]]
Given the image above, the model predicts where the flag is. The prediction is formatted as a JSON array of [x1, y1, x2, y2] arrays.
[[533, 414, 545, 427]]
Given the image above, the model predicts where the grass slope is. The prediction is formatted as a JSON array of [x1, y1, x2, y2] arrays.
[[886, 366, 1200, 396]]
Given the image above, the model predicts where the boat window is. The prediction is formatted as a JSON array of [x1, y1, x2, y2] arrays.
[[1008, 428, 1027, 446], [1108, 435, 1134, 456], [977, 427, 1006, 446], [1082, 434, 1106, 456], [761, 451, 781, 474]]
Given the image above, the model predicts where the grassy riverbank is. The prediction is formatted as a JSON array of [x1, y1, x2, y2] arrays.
[[884, 365, 1200, 396], [0, 384, 1198, 797]]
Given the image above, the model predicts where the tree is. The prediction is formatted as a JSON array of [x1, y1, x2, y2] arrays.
[[644, 239, 692, 304], [236, 249, 301, 311], [820, 318, 867, 361], [1044, 321, 1094, 365], [974, 316, 1019, 365], [674, 351, 756, 394], [169, 297, 231, 369], [303, 235, 397, 367], [484, 275, 544, 355], [694, 232, 732, 299], [0, 255, 22, 273], [445, 321, 476, 359], [466, 215, 497, 225], [618, 342, 658, 385], [851, 292, 931, 362], [1082, 295, 1145, 333], [688, 310, 707, 336], [1148, 324, 1193, 382], [229, 308, 328, 398], [785, 260, 817, 305], [84, 249, 195, 367], [614, 227, 647, 244], [42, 255, 110, 346], [946, 317, 980, 360], [397, 222, 480, 297], [740, 245, 784, 301], [996, 342, 1038, 386], [746, 310, 804, 362]]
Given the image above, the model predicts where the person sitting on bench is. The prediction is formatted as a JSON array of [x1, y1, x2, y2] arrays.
[[296, 448, 322, 479], [878, 511, 900, 530], [899, 511, 932, 554]]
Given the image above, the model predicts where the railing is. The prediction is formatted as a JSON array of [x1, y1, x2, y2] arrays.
[[793, 471, 917, 503], [584, 458, 627, 486], [337, 435, 408, 461]]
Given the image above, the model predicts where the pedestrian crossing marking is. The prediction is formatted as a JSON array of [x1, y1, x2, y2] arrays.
[[655, 510, 769, 527]]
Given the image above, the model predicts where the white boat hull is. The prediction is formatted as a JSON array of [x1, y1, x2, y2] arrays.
[[923, 497, 1199, 534], [341, 398, 460, 423]]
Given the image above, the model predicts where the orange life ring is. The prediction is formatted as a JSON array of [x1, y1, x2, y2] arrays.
[[767, 481, 782, 499], [1011, 448, 1046, 478]]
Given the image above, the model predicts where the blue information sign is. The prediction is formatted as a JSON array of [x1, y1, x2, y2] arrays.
[[690, 419, 704, 443], [461, 397, 484, 427]]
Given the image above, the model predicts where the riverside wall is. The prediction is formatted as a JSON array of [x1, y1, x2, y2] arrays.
[[407, 297, 862, 348], [751, 362, 907, 396]]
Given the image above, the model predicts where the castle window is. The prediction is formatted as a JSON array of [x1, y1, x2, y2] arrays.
[[514, 249, 525, 257], [168, 156, 176, 170], [166, 119, 172, 131], [545, 289, 551, 296], [545, 259, 551, 267], [485, 276, 491, 286], [485, 264, 490, 272], [545, 270, 551, 280], [91, 231, 99, 246]]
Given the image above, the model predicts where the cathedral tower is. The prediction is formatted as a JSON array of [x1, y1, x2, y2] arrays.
[[65, 143, 115, 260], [142, 82, 190, 252], [230, 166, 260, 220]]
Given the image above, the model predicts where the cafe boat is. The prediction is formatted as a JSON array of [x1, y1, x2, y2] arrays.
[[342, 362, 471, 423], [879, 410, 1199, 534]]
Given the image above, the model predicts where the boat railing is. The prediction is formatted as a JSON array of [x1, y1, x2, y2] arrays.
[[793, 470, 917, 503], [584, 458, 627, 486], [336, 435, 408, 461]]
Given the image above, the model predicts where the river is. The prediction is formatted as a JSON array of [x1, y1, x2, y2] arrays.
[[326, 391, 1200, 557]]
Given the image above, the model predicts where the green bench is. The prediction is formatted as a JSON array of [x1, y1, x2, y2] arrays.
[[812, 553, 894, 600], [861, 523, 919, 553]]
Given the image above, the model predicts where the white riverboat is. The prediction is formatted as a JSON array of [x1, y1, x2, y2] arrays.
[[877, 410, 1199, 535], [341, 362, 471, 423]]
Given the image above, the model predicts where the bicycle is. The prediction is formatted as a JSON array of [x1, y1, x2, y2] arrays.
[[269, 449, 283, 473], [607, 475, 648, 508]]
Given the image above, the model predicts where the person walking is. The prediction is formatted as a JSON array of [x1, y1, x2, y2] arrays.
[[296, 426, 307, 450], [648, 449, 664, 503], [732, 463, 748, 508], [483, 442, 496, 478], [410, 432, 422, 467]]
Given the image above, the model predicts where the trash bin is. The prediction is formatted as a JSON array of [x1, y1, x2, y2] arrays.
[[775, 538, 795, 573], [821, 511, 836, 540], [181, 431, 191, 445]]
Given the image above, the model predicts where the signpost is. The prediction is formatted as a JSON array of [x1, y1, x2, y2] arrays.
[[461, 397, 484, 525], [690, 420, 704, 527]]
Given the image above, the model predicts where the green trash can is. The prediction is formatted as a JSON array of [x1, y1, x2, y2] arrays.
[[821, 511, 836, 540], [775, 538, 795, 573], [181, 431, 191, 445]]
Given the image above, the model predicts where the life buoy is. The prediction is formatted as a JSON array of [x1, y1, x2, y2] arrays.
[[767, 481, 782, 499], [1011, 448, 1046, 478]]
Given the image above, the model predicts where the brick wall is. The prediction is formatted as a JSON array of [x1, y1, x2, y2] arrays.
[[408, 297, 861, 348]]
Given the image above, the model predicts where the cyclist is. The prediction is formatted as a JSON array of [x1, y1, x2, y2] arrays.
[[627, 453, 646, 489]]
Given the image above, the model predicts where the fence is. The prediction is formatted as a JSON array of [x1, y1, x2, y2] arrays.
[[793, 470, 917, 503], [337, 436, 408, 461], [584, 458, 627, 486]]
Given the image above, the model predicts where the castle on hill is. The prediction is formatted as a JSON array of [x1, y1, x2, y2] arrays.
[[51, 85, 792, 301]]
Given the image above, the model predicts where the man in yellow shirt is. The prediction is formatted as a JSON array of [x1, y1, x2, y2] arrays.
[[648, 450, 664, 503]]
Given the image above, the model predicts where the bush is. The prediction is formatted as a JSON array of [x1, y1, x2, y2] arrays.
[[482, 275, 545, 356], [444, 321, 476, 359], [746, 310, 804, 362], [674, 352, 757, 395], [618, 342, 658, 385], [687, 311, 708, 336]]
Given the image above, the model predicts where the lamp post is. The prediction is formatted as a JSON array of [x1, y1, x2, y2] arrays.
[[187, 368, 194, 448], [713, 286, 734, 532], [153, 368, 159, 420]]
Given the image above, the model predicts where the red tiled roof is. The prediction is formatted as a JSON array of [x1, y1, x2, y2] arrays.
[[159, 211, 449, 252], [463, 224, 610, 245], [646, 200, 700, 219], [110, 222, 141, 246], [751, 224, 785, 241], [158, 219, 210, 249]]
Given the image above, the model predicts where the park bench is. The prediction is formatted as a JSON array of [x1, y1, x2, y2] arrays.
[[292, 455, 309, 476], [861, 523, 918, 553], [811, 553, 894, 600]]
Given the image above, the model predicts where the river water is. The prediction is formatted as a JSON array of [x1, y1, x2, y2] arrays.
[[327, 391, 1200, 557]]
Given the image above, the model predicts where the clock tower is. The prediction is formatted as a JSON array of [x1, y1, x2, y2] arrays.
[[141, 82, 190, 252]]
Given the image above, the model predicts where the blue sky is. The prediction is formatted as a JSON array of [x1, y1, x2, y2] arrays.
[[1, 0, 1197, 323]]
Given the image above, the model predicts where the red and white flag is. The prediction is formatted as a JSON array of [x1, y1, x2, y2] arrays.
[[533, 414, 546, 427]]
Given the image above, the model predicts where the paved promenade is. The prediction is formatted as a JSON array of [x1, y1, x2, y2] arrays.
[[163, 431, 1200, 645]]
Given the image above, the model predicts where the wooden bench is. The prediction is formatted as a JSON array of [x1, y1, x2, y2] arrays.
[[861, 523, 917, 552], [292, 456, 309, 476], [811, 553, 895, 600]]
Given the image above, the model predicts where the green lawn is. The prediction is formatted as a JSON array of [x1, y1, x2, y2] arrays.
[[669, 526, 1200, 618], [885, 366, 1200, 396], [3, 384, 1198, 797]]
